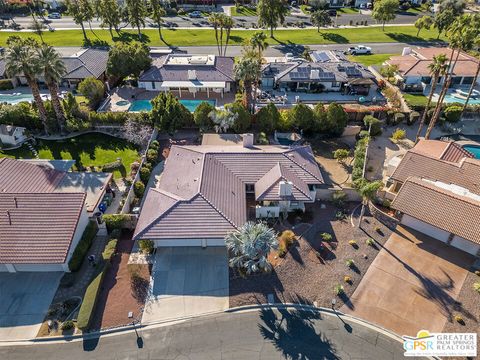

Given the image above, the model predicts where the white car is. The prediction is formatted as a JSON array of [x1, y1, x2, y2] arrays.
[[347, 45, 372, 55], [47, 12, 61, 19]]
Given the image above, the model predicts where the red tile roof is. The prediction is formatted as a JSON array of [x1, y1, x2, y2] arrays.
[[0, 192, 86, 264], [411, 139, 474, 163]]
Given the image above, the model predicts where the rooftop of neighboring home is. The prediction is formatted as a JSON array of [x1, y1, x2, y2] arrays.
[[61, 48, 109, 80], [0, 124, 25, 136], [133, 142, 323, 241], [139, 54, 235, 84], [0, 157, 112, 213], [385, 47, 480, 78], [262, 50, 375, 84], [390, 139, 480, 195]]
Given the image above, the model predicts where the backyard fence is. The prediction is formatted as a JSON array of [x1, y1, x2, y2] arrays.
[[315, 187, 362, 202], [121, 128, 158, 214]]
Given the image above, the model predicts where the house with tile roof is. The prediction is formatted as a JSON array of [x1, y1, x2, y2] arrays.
[[385, 47, 480, 93], [133, 135, 323, 247], [0, 158, 113, 272], [138, 54, 235, 99], [387, 139, 480, 256]]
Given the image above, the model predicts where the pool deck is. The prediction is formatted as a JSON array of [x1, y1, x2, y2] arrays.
[[103, 86, 235, 112]]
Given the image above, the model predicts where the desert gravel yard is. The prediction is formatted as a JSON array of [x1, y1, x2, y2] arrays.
[[230, 203, 391, 309]]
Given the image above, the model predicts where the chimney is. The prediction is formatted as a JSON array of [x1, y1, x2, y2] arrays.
[[279, 181, 293, 197], [402, 47, 412, 56], [243, 133, 254, 148]]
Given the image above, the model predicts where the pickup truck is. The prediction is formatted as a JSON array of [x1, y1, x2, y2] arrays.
[[346, 45, 372, 55]]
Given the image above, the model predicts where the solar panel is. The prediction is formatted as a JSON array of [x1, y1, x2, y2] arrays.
[[345, 66, 362, 77], [311, 51, 331, 63]]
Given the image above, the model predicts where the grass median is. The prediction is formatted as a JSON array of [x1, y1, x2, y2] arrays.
[[0, 26, 446, 47]]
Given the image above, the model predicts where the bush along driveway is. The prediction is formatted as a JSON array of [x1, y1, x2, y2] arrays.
[[229, 202, 392, 309]]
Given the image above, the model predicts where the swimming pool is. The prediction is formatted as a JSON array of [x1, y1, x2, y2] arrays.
[[463, 145, 480, 159], [0, 94, 34, 104], [128, 99, 216, 113], [442, 94, 480, 105]]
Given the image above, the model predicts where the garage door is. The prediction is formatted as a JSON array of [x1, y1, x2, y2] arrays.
[[13, 264, 65, 272], [400, 215, 450, 242], [153, 238, 226, 247], [0, 264, 8, 272], [451, 236, 480, 256]]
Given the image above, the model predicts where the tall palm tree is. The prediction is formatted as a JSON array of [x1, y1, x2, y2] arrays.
[[461, 59, 480, 114], [221, 15, 234, 56], [249, 31, 269, 60], [5, 38, 49, 134], [415, 54, 448, 143], [150, 0, 166, 43], [234, 56, 261, 112], [208, 13, 222, 56], [36, 44, 67, 132]]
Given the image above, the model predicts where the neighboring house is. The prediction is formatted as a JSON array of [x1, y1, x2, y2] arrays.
[[10, 48, 109, 89], [0, 158, 113, 272], [138, 54, 235, 99], [133, 135, 323, 248], [261, 50, 376, 96], [387, 139, 480, 256], [0, 125, 27, 147], [385, 47, 480, 92]]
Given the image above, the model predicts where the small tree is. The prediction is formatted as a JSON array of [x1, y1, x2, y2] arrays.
[[311, 10, 332, 33], [150, 92, 193, 133], [256, 103, 280, 134], [226, 102, 251, 133], [287, 103, 315, 133], [363, 115, 382, 136], [209, 108, 237, 133], [107, 42, 151, 81], [193, 101, 215, 131], [380, 64, 399, 79], [138, 239, 154, 254], [414, 15, 433, 37], [372, 0, 399, 31], [326, 103, 348, 137], [122, 118, 152, 147], [78, 77, 105, 109], [333, 149, 349, 163], [225, 221, 278, 275]]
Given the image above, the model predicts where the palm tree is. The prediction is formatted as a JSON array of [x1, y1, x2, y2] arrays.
[[221, 15, 234, 56], [225, 221, 278, 275], [150, 0, 166, 43], [5, 38, 49, 134], [356, 180, 383, 228], [415, 54, 448, 143], [249, 31, 269, 60], [234, 56, 261, 112], [37, 44, 67, 132], [461, 59, 480, 115], [208, 13, 223, 56]]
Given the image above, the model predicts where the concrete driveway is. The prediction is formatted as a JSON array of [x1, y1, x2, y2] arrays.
[[142, 247, 229, 323], [342, 226, 474, 337], [0, 272, 62, 340]]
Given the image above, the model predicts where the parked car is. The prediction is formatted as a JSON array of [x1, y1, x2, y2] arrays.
[[48, 12, 61, 19], [346, 45, 372, 55], [188, 11, 202, 18], [328, 9, 337, 16]]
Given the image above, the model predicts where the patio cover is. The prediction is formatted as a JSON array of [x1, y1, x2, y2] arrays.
[[348, 78, 375, 85], [160, 81, 226, 88]]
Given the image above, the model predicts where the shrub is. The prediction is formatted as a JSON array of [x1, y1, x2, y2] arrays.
[[346, 259, 355, 268], [331, 190, 347, 208], [61, 320, 75, 331], [102, 239, 118, 261], [134, 181, 145, 198], [408, 111, 420, 125], [334, 284, 345, 295], [454, 315, 464, 324], [140, 167, 151, 183], [393, 112, 405, 125], [287, 103, 315, 133], [68, 221, 99, 272], [358, 130, 370, 139], [193, 101, 215, 130], [257, 131, 269, 145], [225, 102, 251, 133], [344, 275, 352, 283], [146, 149, 158, 163], [349, 240, 357, 246], [374, 226, 381, 233], [78, 77, 105, 109], [333, 149, 349, 163], [103, 214, 132, 233], [278, 230, 295, 256], [352, 137, 368, 182], [363, 115, 382, 136], [391, 128, 406, 141], [321, 232, 332, 241], [444, 105, 462, 123], [77, 264, 108, 330], [474, 282, 480, 294], [138, 239, 154, 254], [475, 270, 480, 276], [0, 79, 14, 90], [325, 103, 348, 136], [101, 159, 122, 172], [366, 238, 375, 247], [256, 103, 280, 134]]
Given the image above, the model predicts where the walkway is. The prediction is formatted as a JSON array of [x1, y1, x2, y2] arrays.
[[54, 229, 108, 303], [0, 308, 411, 359]]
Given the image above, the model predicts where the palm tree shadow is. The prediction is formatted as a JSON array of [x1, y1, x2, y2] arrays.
[[258, 307, 338, 359]]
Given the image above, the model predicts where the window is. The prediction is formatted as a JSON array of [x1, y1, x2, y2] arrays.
[[151, 81, 156, 90], [332, 82, 340, 87], [451, 77, 462, 85], [421, 76, 432, 85], [245, 184, 255, 193], [462, 77, 474, 85]]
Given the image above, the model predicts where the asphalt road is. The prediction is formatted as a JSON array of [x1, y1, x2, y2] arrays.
[[6, 11, 423, 30], [0, 308, 409, 360]]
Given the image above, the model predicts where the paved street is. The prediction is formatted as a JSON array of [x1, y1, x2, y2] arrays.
[[0, 308, 413, 360], [6, 10, 423, 30]]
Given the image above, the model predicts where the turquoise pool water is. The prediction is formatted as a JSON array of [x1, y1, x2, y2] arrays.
[[463, 145, 480, 159], [0, 94, 34, 104], [443, 94, 480, 105], [128, 99, 216, 112]]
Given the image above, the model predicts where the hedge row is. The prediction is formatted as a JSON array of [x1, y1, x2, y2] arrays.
[[68, 220, 99, 272], [352, 137, 369, 182], [103, 214, 133, 233]]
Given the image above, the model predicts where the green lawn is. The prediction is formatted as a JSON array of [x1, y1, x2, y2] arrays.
[[347, 53, 397, 67], [403, 93, 429, 108], [0, 133, 140, 179], [0, 26, 446, 47], [231, 5, 257, 16]]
